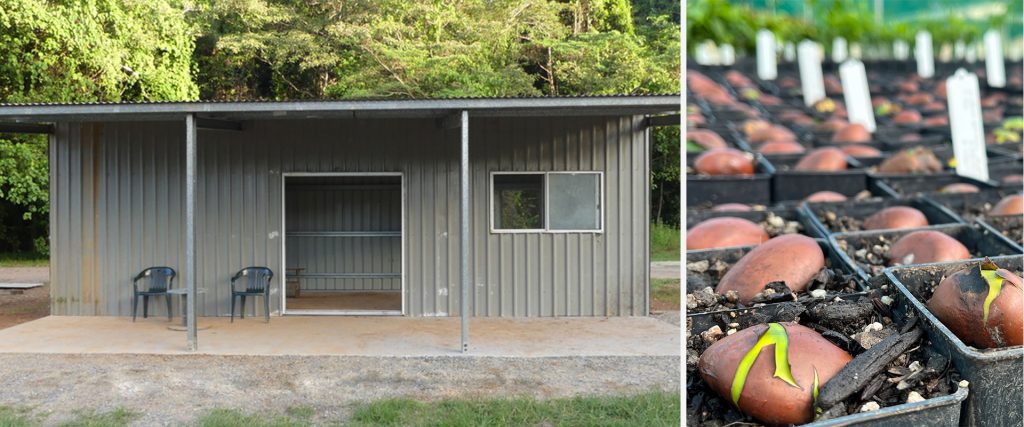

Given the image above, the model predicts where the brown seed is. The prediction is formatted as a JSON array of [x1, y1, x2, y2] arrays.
[[877, 147, 943, 174], [889, 231, 970, 265], [687, 217, 770, 250], [716, 234, 824, 303], [794, 147, 848, 171], [940, 183, 980, 193], [893, 110, 922, 124], [688, 129, 728, 151], [927, 261, 1023, 348], [832, 123, 871, 144], [698, 322, 852, 425], [991, 194, 1024, 216], [840, 144, 883, 158], [695, 148, 755, 176], [711, 203, 752, 212], [862, 206, 929, 230], [804, 191, 848, 202], [757, 140, 806, 154]]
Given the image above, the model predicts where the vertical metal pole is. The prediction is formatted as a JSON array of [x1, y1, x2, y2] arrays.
[[185, 114, 198, 351], [459, 110, 470, 353]]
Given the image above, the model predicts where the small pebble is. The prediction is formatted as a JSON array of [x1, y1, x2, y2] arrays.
[[880, 295, 894, 305], [726, 328, 737, 335], [810, 289, 827, 298], [855, 248, 868, 258], [701, 325, 724, 343], [864, 322, 883, 332], [908, 361, 922, 372], [907, 391, 925, 403], [860, 402, 880, 412], [959, 380, 970, 388], [725, 290, 739, 303], [727, 322, 738, 328], [687, 260, 709, 273]]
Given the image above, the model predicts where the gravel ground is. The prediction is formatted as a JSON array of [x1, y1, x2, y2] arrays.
[[650, 261, 680, 279], [0, 267, 49, 283], [0, 354, 679, 425]]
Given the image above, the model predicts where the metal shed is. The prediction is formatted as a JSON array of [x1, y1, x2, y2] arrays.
[[0, 95, 680, 350]]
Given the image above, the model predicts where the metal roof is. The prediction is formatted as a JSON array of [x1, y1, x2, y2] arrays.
[[0, 94, 680, 123]]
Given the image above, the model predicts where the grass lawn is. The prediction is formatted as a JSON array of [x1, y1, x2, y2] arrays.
[[0, 252, 48, 268], [2, 392, 680, 426], [650, 222, 680, 262], [349, 391, 680, 427], [651, 278, 680, 311]]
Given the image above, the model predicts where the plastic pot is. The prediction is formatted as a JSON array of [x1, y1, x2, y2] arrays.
[[687, 154, 775, 207], [686, 289, 969, 427], [870, 172, 998, 197], [922, 189, 1020, 223], [976, 216, 1024, 253], [884, 256, 1024, 427], [800, 197, 961, 237], [830, 223, 1022, 283], [685, 238, 864, 315], [686, 205, 819, 239]]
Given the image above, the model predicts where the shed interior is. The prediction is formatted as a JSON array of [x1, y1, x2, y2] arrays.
[[284, 175, 402, 314]]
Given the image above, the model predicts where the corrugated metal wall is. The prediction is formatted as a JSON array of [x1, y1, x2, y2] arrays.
[[285, 178, 402, 291], [49, 115, 649, 317]]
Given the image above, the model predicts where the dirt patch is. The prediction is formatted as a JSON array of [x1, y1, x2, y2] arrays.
[[0, 284, 49, 330], [835, 234, 983, 277], [0, 354, 679, 425], [0, 266, 48, 283]]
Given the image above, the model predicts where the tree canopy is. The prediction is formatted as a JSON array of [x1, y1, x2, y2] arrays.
[[0, 0, 681, 254]]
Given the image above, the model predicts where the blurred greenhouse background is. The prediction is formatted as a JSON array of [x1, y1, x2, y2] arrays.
[[687, 0, 1023, 58]]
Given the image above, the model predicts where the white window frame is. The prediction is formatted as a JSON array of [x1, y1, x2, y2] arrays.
[[489, 171, 604, 234]]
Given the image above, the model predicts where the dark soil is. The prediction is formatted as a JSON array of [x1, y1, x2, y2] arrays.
[[816, 209, 865, 233], [686, 288, 962, 426], [985, 215, 1024, 245]]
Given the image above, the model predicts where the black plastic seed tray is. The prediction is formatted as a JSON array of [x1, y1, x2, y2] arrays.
[[768, 155, 869, 203], [687, 205, 820, 240], [800, 196, 961, 237], [870, 172, 998, 197], [976, 216, 1024, 252], [687, 154, 775, 207], [686, 238, 864, 315], [830, 223, 1021, 283], [884, 256, 1024, 427], [686, 288, 969, 427], [921, 188, 1018, 223]]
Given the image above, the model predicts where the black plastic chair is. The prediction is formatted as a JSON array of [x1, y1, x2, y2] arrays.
[[230, 267, 273, 322], [132, 267, 176, 322]]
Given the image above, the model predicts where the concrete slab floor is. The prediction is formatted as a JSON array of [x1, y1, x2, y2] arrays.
[[0, 315, 679, 357]]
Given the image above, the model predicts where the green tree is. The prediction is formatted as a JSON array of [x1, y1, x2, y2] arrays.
[[0, 0, 196, 253]]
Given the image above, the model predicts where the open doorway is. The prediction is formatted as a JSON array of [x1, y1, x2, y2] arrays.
[[282, 173, 403, 315]]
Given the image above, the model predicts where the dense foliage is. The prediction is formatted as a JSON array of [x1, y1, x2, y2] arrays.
[[686, 0, 1019, 54], [0, 0, 682, 253]]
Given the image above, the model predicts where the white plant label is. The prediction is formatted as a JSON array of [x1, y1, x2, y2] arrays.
[[947, 69, 989, 182], [756, 30, 777, 80], [850, 43, 862, 59], [894, 40, 910, 60], [915, 31, 934, 78], [984, 30, 1006, 88], [720, 44, 735, 65], [798, 40, 826, 107], [939, 44, 953, 62], [832, 37, 848, 62], [783, 42, 796, 61], [839, 59, 876, 132], [706, 40, 721, 65]]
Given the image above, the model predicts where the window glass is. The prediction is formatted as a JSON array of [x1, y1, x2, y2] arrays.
[[493, 174, 544, 229], [548, 173, 600, 230]]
